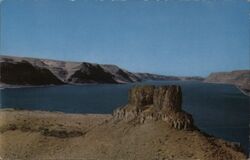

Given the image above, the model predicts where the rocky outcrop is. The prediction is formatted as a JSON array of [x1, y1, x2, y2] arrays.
[[113, 85, 194, 130], [102, 64, 141, 83], [68, 63, 117, 84]]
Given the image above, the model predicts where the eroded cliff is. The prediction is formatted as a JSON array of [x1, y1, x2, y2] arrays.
[[113, 85, 194, 130], [0, 55, 204, 86]]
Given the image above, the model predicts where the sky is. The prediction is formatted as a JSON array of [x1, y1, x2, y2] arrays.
[[0, 0, 249, 76]]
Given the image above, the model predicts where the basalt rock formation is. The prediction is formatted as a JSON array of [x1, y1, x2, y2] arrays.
[[113, 85, 194, 130], [0, 60, 64, 85], [67, 63, 117, 84], [0, 55, 204, 87]]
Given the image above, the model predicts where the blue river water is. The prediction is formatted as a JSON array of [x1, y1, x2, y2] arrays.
[[0, 81, 249, 154]]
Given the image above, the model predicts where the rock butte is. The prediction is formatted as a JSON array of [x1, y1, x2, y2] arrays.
[[113, 85, 194, 130]]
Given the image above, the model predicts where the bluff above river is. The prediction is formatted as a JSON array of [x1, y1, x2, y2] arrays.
[[205, 70, 250, 93], [1, 55, 202, 86], [0, 85, 246, 160]]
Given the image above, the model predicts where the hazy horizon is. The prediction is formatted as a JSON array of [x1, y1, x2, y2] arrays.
[[0, 0, 249, 76]]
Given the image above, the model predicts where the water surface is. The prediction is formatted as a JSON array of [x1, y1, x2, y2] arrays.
[[0, 81, 249, 153]]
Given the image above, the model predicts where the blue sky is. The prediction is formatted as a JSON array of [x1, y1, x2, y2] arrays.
[[0, 0, 249, 76]]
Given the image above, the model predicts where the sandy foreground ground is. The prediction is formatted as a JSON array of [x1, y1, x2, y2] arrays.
[[0, 109, 247, 160]]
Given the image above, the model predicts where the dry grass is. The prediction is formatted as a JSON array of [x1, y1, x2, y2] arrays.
[[0, 109, 247, 160]]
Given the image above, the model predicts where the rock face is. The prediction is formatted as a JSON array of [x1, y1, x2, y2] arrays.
[[205, 70, 250, 91], [1, 55, 194, 86], [0, 60, 64, 85], [101, 64, 141, 83], [68, 63, 117, 84], [113, 85, 194, 130]]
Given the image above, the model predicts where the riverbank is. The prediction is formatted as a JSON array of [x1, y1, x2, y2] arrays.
[[0, 82, 63, 90], [236, 86, 250, 97]]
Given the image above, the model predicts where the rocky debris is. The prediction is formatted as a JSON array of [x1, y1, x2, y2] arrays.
[[113, 85, 194, 130]]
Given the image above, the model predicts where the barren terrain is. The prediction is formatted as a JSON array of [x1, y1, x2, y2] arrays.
[[0, 109, 246, 160]]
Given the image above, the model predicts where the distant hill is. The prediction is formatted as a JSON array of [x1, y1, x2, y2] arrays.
[[205, 70, 250, 93], [2, 55, 249, 93], [0, 55, 203, 86], [135, 72, 181, 81]]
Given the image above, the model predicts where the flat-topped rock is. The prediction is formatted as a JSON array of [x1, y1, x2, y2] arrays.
[[153, 86, 182, 111], [113, 85, 194, 130], [128, 85, 182, 111], [128, 85, 155, 108]]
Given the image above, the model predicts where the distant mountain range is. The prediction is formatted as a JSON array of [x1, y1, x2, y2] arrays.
[[1, 55, 249, 94], [0, 55, 203, 86]]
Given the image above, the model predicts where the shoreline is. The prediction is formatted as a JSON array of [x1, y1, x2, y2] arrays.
[[202, 81, 250, 97], [0, 108, 111, 116], [0, 83, 121, 90], [2, 81, 250, 97], [236, 86, 250, 97], [0, 83, 64, 90]]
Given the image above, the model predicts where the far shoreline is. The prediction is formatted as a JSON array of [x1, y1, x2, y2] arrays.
[[0, 82, 127, 90], [1, 81, 249, 97]]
